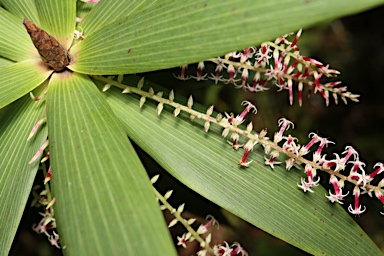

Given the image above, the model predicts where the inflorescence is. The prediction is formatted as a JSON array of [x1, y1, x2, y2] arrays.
[[151, 175, 248, 256], [174, 30, 359, 106], [29, 162, 61, 249]]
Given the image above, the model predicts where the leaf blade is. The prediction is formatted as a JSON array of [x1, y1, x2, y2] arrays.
[[76, 0, 158, 36], [0, 57, 14, 68], [69, 0, 384, 74], [0, 85, 48, 256], [35, 0, 77, 49], [0, 8, 38, 61], [46, 72, 176, 255], [1, 0, 40, 24], [0, 59, 52, 109]]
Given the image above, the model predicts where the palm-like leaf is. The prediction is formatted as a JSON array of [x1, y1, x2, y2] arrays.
[[0, 85, 48, 255], [0, 59, 52, 108], [70, 0, 384, 74], [46, 72, 176, 255]]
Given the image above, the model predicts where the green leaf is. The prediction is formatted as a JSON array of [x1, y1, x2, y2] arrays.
[[0, 7, 38, 61], [0, 84, 48, 256], [1, 0, 40, 24], [77, 0, 156, 37], [0, 58, 52, 109], [35, 0, 76, 49], [69, 0, 384, 75], [102, 77, 383, 255], [0, 57, 14, 68], [46, 72, 176, 255]]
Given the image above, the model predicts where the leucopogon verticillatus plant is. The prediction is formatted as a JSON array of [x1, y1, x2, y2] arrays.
[[2, 0, 384, 255]]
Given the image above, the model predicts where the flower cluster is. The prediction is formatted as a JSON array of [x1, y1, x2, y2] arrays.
[[175, 30, 359, 106], [271, 117, 383, 216], [220, 100, 384, 215], [151, 175, 248, 256], [30, 164, 61, 248]]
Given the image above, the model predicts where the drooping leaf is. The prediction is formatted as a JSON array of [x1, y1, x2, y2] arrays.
[[69, 0, 384, 74], [46, 72, 176, 255], [0, 84, 48, 256], [0, 7, 38, 61], [0, 58, 52, 109], [35, 0, 76, 49], [102, 76, 383, 255]]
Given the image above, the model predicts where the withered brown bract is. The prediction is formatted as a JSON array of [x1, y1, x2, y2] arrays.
[[23, 18, 70, 71]]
